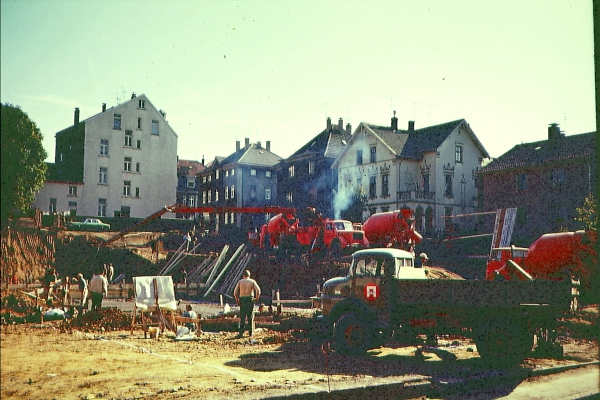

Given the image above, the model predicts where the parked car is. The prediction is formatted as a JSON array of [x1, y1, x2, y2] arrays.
[[67, 218, 111, 231]]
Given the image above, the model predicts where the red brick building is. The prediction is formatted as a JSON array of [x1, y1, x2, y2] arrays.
[[479, 124, 596, 241]]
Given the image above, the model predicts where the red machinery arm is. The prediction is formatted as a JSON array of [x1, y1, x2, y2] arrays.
[[102, 205, 297, 246]]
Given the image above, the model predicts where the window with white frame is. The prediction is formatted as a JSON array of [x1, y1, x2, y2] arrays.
[[98, 198, 107, 217], [370, 146, 376, 163], [100, 139, 109, 156], [215, 189, 219, 202], [49, 198, 57, 214], [225, 186, 229, 199], [125, 130, 132, 147], [369, 176, 376, 198], [183, 195, 187, 205], [231, 185, 235, 198], [216, 170, 220, 179], [265, 188, 271, 200], [445, 174, 454, 197], [250, 169, 257, 176], [286, 192, 293, 202], [381, 173, 389, 197], [288, 166, 295, 177], [231, 169, 235, 176], [208, 190, 212, 203], [308, 161, 315, 175], [203, 176, 207, 183], [265, 170, 271, 178], [230, 212, 235, 224], [99, 167, 108, 184], [202, 191, 206, 204], [123, 181, 131, 196], [138, 99, 145, 109], [455, 145, 463, 163], [151, 120, 159, 135], [357, 149, 363, 165], [136, 140, 141, 149], [226, 170, 229, 177], [225, 213, 229, 224], [68, 186, 78, 196], [187, 179, 195, 188], [113, 114, 121, 130], [189, 196, 195, 207], [124, 157, 132, 172]]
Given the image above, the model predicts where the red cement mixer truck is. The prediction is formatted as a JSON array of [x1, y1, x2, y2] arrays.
[[362, 209, 423, 251]]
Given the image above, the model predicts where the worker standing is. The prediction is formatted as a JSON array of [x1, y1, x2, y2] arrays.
[[234, 270, 261, 338], [418, 253, 429, 268], [88, 268, 108, 311]]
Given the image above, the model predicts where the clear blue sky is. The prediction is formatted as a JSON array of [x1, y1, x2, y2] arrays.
[[1, 0, 595, 163]]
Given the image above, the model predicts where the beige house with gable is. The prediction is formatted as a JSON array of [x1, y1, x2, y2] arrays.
[[332, 113, 489, 234]]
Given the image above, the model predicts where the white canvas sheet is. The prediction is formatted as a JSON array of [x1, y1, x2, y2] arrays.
[[133, 276, 177, 311]]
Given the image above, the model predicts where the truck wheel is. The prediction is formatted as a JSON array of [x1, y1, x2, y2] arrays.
[[333, 313, 374, 354], [475, 319, 533, 364]]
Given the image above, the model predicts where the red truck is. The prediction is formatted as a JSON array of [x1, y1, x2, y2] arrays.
[[251, 209, 369, 257], [362, 209, 422, 251]]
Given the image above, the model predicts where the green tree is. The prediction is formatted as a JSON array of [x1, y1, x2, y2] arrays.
[[575, 194, 597, 231], [1, 104, 47, 226]]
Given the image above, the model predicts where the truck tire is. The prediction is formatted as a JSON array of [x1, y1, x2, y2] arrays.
[[333, 312, 374, 355], [475, 319, 533, 364]]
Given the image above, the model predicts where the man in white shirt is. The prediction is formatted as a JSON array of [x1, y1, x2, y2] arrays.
[[88, 269, 108, 310], [234, 270, 261, 338]]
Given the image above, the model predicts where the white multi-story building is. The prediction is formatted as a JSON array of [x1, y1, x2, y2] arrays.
[[332, 112, 489, 234], [33, 94, 177, 219]]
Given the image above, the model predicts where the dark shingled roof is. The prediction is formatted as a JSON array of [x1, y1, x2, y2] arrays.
[[290, 128, 351, 159], [217, 143, 282, 168], [480, 131, 595, 172], [366, 119, 467, 159]]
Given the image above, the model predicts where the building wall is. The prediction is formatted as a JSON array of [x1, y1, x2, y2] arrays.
[[32, 182, 84, 215], [79, 96, 177, 218]]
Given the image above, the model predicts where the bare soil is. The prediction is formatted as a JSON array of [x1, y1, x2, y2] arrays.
[[1, 306, 597, 400]]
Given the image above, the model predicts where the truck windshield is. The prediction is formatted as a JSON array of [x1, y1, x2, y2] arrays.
[[352, 256, 393, 277], [334, 221, 353, 231]]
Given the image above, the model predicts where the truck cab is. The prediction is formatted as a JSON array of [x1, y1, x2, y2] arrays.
[[486, 246, 529, 280], [322, 220, 369, 255]]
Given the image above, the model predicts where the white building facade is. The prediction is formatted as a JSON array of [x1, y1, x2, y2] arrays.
[[33, 94, 177, 219], [332, 114, 489, 234]]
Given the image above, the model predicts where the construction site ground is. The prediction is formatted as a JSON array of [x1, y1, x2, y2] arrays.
[[1, 297, 598, 400]]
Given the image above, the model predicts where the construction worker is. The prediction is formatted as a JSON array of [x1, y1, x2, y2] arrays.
[[234, 270, 261, 338], [418, 253, 429, 268]]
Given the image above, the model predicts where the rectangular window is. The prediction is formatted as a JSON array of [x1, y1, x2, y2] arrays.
[[203, 191, 207, 204], [136, 162, 140, 173], [265, 188, 271, 200], [357, 149, 363, 165], [225, 213, 229, 225], [250, 169, 257, 176], [138, 99, 145, 109], [370, 146, 376, 163], [288, 166, 295, 177], [203, 176, 207, 183], [187, 179, 195, 188], [68, 201, 77, 207], [135, 187, 140, 198], [231, 185, 235, 198], [151, 120, 159, 135], [250, 185, 256, 199], [98, 198, 107, 217], [265, 170, 271, 178], [230, 212, 235, 224], [381, 174, 389, 197], [308, 161, 315, 175], [68, 186, 78, 196], [189, 196, 195, 207], [100, 139, 109, 156], [208, 175, 211, 182], [369, 176, 376, 198], [226, 170, 229, 177], [99, 167, 108, 184], [183, 195, 187, 205], [49, 198, 57, 214], [422, 174, 430, 192], [517, 173, 527, 191], [113, 114, 121, 130], [455, 145, 463, 163], [136, 140, 141, 149], [208, 191, 212, 203], [216, 170, 220, 179], [123, 181, 131, 196], [445, 174, 453, 197], [125, 130, 132, 147], [286, 192, 293, 202], [231, 169, 235, 176], [137, 117, 142, 129], [124, 157, 132, 172], [215, 189, 219, 202], [225, 186, 229, 199]]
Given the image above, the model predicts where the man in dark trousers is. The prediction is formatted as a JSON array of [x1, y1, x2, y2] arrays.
[[234, 270, 261, 338]]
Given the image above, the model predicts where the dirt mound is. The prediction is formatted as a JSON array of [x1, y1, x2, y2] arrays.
[[1, 227, 55, 283]]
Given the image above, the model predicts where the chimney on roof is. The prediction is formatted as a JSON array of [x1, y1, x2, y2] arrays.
[[338, 118, 343, 132], [266, 140, 271, 151], [391, 110, 398, 132], [245, 138, 250, 148], [408, 121, 415, 131], [102, 103, 106, 112], [346, 123, 352, 134], [327, 117, 332, 132], [236, 140, 240, 151], [131, 92, 136, 99], [548, 123, 563, 141], [202, 155, 205, 165], [74, 108, 80, 125], [257, 141, 262, 148]]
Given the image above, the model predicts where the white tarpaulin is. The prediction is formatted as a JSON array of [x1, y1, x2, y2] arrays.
[[133, 276, 177, 311]]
